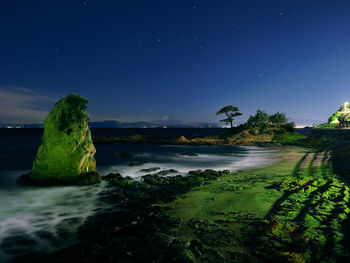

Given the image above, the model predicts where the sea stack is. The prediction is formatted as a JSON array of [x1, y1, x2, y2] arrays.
[[18, 93, 100, 185]]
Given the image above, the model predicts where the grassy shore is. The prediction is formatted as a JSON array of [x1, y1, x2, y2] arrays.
[[163, 146, 304, 236], [44, 140, 350, 263], [155, 145, 350, 262], [93, 130, 306, 146], [159, 146, 308, 262]]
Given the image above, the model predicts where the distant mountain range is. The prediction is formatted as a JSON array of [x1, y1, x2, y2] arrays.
[[0, 120, 222, 128], [88, 120, 222, 128], [288, 118, 324, 127], [0, 118, 324, 129]]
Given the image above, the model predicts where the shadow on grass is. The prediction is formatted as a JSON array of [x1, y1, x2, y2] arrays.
[[292, 152, 309, 178], [260, 149, 350, 261], [331, 146, 350, 261]]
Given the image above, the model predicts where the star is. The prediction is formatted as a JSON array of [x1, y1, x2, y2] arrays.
[[336, 45, 341, 53]]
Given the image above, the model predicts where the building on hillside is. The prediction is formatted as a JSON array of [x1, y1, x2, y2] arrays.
[[339, 121, 350, 128]]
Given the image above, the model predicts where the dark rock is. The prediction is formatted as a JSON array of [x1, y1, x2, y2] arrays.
[[102, 173, 133, 186], [142, 174, 204, 187], [188, 169, 230, 180], [17, 171, 101, 186], [165, 239, 197, 263], [16, 173, 34, 185], [152, 169, 178, 176], [77, 171, 101, 185]]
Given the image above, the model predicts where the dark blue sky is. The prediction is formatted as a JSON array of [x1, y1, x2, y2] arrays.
[[1, 0, 350, 124]]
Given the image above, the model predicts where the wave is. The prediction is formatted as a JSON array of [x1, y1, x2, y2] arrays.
[[0, 145, 277, 261], [0, 175, 107, 261], [99, 146, 278, 179]]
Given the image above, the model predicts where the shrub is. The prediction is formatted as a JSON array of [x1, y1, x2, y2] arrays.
[[284, 122, 295, 132]]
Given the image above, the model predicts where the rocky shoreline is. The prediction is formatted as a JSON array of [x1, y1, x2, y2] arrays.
[[92, 130, 305, 146], [16, 138, 350, 263], [38, 169, 232, 263], [10, 125, 310, 262]]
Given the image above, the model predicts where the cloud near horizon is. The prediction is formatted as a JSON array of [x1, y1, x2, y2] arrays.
[[0, 87, 137, 124], [0, 86, 58, 124]]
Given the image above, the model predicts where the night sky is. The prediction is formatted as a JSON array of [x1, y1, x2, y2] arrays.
[[1, 1, 350, 125]]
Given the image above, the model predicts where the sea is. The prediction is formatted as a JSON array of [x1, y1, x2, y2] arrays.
[[0, 128, 278, 261]]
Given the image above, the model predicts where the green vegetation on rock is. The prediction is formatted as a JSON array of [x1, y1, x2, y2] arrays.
[[102, 173, 133, 186], [245, 110, 294, 134], [315, 102, 350, 128], [20, 93, 99, 185], [142, 169, 230, 187], [93, 108, 303, 147]]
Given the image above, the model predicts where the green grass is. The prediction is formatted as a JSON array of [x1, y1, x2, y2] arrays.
[[157, 146, 350, 262], [167, 147, 304, 221], [158, 147, 307, 262], [313, 123, 338, 129], [273, 131, 306, 144]]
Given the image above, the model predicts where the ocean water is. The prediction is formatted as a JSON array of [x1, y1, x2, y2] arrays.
[[96, 144, 277, 179], [0, 129, 277, 261]]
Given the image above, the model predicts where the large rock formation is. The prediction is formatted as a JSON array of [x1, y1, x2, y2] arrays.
[[18, 93, 100, 185]]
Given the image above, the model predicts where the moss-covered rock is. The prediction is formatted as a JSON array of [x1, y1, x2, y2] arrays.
[[102, 173, 133, 186], [76, 171, 101, 185], [141, 169, 230, 187], [19, 93, 99, 185]]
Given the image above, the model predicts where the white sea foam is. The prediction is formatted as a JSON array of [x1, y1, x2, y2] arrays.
[[0, 176, 107, 261], [0, 145, 277, 261], [100, 146, 278, 179]]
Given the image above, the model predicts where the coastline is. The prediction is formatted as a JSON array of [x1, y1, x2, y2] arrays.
[[162, 146, 307, 260], [92, 130, 305, 146], [7, 129, 349, 262], [42, 146, 307, 263]]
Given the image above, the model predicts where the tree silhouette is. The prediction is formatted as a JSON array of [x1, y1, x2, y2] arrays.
[[216, 105, 242, 129]]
